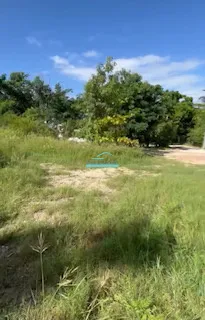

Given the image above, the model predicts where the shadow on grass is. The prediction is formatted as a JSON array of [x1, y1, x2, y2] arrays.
[[82, 218, 176, 267], [143, 145, 195, 157], [0, 216, 176, 311], [143, 147, 169, 157]]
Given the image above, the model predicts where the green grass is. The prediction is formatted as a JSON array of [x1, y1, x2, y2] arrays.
[[0, 128, 205, 319]]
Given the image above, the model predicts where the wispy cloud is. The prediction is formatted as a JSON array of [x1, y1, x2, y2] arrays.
[[50, 54, 205, 100], [51, 55, 95, 81], [114, 55, 204, 100], [83, 50, 99, 58], [26, 36, 42, 47]]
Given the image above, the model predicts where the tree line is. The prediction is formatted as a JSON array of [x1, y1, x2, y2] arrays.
[[0, 57, 204, 147]]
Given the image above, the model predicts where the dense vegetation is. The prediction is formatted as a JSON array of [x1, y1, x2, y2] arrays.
[[1, 57, 202, 147]]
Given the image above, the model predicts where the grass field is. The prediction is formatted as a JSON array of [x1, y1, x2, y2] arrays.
[[1, 128, 205, 319]]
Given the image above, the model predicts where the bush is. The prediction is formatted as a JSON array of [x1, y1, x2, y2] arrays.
[[0, 113, 54, 136], [188, 127, 204, 147], [154, 122, 177, 147], [188, 109, 205, 147], [0, 100, 16, 114], [62, 119, 85, 138], [117, 136, 139, 147], [97, 136, 139, 147], [23, 107, 46, 121]]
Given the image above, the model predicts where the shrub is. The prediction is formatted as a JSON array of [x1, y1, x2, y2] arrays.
[[23, 107, 46, 121], [117, 136, 139, 147], [0, 100, 16, 114], [0, 113, 54, 136], [188, 127, 204, 147], [97, 136, 139, 147], [154, 121, 177, 147], [98, 136, 115, 143], [62, 119, 85, 138], [188, 109, 205, 147]]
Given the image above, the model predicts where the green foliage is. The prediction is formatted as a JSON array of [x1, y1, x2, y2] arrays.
[[117, 136, 139, 147], [154, 121, 178, 147], [189, 126, 204, 146], [188, 109, 205, 146], [23, 107, 46, 121], [98, 136, 115, 143], [97, 114, 129, 142], [0, 113, 53, 136], [77, 57, 194, 146], [0, 73, 75, 124], [0, 100, 16, 114], [61, 119, 86, 138], [0, 61, 196, 146], [98, 136, 139, 147], [173, 101, 195, 143]]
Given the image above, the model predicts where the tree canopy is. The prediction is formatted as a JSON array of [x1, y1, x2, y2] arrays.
[[0, 57, 197, 146]]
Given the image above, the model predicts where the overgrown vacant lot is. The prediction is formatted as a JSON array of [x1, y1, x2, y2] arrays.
[[1, 129, 205, 319]]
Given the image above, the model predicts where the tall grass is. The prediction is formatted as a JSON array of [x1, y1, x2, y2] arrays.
[[0, 128, 205, 319]]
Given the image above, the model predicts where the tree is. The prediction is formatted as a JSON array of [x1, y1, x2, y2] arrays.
[[0, 65, 195, 146], [77, 57, 195, 146], [125, 82, 165, 146], [31, 76, 52, 109], [173, 100, 195, 143], [82, 57, 142, 119], [0, 72, 33, 114], [49, 83, 75, 122]]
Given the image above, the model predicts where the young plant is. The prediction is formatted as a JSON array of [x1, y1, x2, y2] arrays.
[[31, 232, 49, 297]]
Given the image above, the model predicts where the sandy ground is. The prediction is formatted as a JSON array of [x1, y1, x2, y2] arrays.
[[41, 164, 159, 194], [163, 145, 205, 165], [32, 165, 159, 223]]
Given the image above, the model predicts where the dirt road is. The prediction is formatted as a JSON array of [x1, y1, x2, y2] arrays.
[[163, 145, 205, 165]]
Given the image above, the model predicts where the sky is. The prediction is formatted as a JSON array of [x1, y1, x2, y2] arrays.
[[1, 0, 205, 101]]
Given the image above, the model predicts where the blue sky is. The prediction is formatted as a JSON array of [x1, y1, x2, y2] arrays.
[[1, 0, 205, 100]]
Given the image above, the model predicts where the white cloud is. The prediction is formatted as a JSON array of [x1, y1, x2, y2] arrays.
[[50, 54, 205, 100], [115, 55, 204, 100], [51, 55, 95, 81], [83, 50, 99, 58], [115, 55, 169, 70], [26, 36, 41, 47], [52, 56, 68, 65]]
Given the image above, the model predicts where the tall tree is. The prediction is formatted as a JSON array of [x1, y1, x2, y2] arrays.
[[0, 72, 32, 114]]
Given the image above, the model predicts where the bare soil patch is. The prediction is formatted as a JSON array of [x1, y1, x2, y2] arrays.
[[163, 146, 205, 165], [41, 164, 159, 195], [41, 164, 135, 194]]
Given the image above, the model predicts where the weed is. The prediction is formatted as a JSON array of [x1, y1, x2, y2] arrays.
[[31, 233, 49, 297]]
